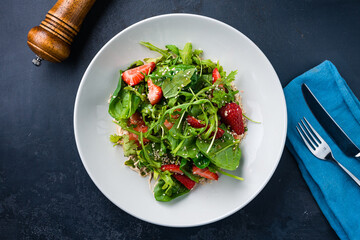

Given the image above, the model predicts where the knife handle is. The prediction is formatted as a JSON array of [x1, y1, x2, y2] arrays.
[[27, 0, 96, 66]]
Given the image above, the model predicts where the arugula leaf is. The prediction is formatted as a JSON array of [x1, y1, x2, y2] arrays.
[[144, 55, 164, 64], [179, 43, 193, 65], [200, 59, 216, 74], [211, 88, 238, 108], [166, 45, 179, 55], [138, 141, 162, 168], [193, 49, 203, 56], [154, 179, 190, 202], [210, 164, 244, 181], [127, 60, 143, 69], [162, 68, 195, 98], [224, 70, 237, 84], [140, 41, 170, 58], [180, 158, 200, 182], [196, 130, 241, 170]]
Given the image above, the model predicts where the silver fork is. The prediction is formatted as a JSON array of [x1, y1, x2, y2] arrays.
[[296, 117, 360, 187]]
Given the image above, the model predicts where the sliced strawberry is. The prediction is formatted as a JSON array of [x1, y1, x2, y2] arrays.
[[212, 68, 221, 84], [161, 164, 183, 174], [186, 115, 206, 128], [148, 78, 162, 105], [219, 103, 244, 135], [192, 166, 219, 181], [173, 173, 196, 190], [171, 108, 182, 119], [128, 112, 149, 144], [187, 116, 224, 139], [164, 119, 174, 130], [211, 127, 225, 139], [122, 62, 156, 86]]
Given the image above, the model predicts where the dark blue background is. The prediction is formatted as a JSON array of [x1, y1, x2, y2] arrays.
[[1, 0, 359, 239]]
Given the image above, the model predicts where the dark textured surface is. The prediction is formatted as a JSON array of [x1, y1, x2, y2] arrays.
[[1, 0, 359, 239]]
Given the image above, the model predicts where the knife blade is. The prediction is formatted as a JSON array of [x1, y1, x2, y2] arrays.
[[301, 83, 360, 158]]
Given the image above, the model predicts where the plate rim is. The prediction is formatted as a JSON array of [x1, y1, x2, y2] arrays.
[[73, 13, 288, 227]]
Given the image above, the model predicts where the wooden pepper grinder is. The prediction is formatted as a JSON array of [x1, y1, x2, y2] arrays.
[[27, 0, 96, 66]]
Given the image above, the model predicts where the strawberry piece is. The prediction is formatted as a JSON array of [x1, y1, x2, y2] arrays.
[[122, 62, 156, 86], [187, 116, 224, 139], [171, 108, 182, 119], [128, 112, 149, 144], [161, 164, 183, 174], [212, 68, 221, 84], [212, 127, 225, 139], [219, 103, 244, 135], [148, 78, 162, 105], [186, 115, 206, 128], [164, 119, 174, 130], [173, 173, 196, 190], [192, 166, 219, 181]]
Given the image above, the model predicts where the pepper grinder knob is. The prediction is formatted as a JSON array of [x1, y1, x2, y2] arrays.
[[27, 0, 96, 66], [32, 56, 43, 67]]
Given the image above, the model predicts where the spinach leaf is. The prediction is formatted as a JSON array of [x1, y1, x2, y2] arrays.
[[162, 68, 195, 98], [192, 153, 210, 169], [108, 74, 141, 120], [175, 137, 199, 159], [196, 130, 241, 170], [179, 43, 193, 65], [154, 179, 190, 202]]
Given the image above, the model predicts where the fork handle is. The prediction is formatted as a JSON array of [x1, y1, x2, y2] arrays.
[[333, 159, 360, 187]]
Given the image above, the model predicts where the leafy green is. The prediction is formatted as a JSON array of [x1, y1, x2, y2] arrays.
[[209, 164, 244, 181], [180, 158, 200, 182], [110, 134, 121, 144], [179, 43, 193, 65], [127, 60, 143, 69], [192, 153, 210, 169], [138, 136, 161, 168], [196, 130, 241, 170], [166, 45, 179, 55], [211, 88, 238, 108], [144, 55, 163, 64], [140, 41, 170, 58], [108, 74, 141, 120], [162, 68, 195, 98], [109, 42, 246, 202], [154, 179, 189, 202], [121, 135, 138, 156]]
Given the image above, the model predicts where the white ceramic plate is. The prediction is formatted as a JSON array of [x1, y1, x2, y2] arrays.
[[74, 14, 287, 227]]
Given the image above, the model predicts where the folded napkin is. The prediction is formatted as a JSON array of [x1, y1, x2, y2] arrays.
[[285, 60, 360, 240]]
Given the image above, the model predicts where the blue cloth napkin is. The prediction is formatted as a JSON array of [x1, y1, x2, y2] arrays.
[[285, 60, 360, 240]]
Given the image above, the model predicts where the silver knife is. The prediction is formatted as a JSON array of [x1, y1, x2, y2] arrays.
[[301, 83, 360, 158]]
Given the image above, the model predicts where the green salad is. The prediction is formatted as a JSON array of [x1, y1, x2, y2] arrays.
[[108, 42, 246, 202]]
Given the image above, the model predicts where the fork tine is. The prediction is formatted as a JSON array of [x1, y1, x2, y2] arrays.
[[298, 122, 317, 149], [303, 117, 324, 143], [296, 125, 315, 153], [301, 118, 320, 145]]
